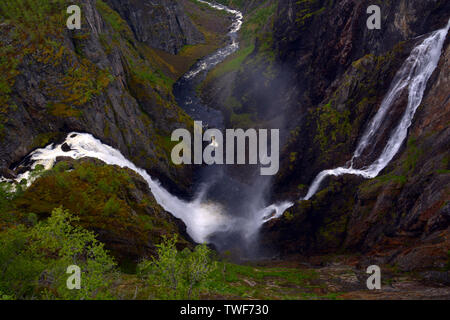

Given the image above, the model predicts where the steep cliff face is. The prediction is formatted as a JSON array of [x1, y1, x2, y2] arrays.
[[105, 0, 204, 54], [199, 0, 449, 270], [273, 0, 450, 188], [0, 0, 195, 194], [262, 42, 450, 270], [260, 0, 450, 271]]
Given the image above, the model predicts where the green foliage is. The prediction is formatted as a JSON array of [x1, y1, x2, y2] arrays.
[[138, 235, 216, 299], [240, 2, 277, 45], [213, 0, 246, 9], [203, 0, 276, 85], [103, 197, 120, 217], [201, 261, 322, 299], [0, 0, 66, 34], [96, 0, 133, 38], [295, 0, 326, 29], [128, 59, 174, 90], [208, 44, 255, 79], [0, 207, 117, 299], [436, 155, 450, 174], [0, 181, 25, 225], [403, 137, 423, 173], [313, 102, 351, 157], [0, 291, 14, 300], [5, 160, 189, 265]]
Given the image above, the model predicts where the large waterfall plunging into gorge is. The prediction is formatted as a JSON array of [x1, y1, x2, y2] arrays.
[[0, 1, 291, 253], [1, 0, 447, 256], [301, 19, 450, 201]]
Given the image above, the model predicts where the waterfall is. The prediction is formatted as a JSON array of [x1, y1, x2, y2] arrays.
[[302, 19, 450, 201], [1, 131, 291, 243], [4, 5, 445, 249], [1, 133, 231, 243], [0, 1, 290, 246]]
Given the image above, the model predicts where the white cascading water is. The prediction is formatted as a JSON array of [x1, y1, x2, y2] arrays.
[[302, 19, 450, 201], [183, 1, 243, 79], [1, 132, 291, 243], [1, 133, 229, 243], [0, 1, 291, 245]]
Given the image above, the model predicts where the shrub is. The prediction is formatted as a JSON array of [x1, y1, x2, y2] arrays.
[[0, 207, 117, 299], [138, 235, 216, 299]]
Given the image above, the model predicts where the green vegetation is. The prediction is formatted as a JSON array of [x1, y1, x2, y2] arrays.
[[0, 0, 115, 126], [1, 160, 190, 263], [0, 207, 116, 299], [207, 44, 255, 80], [295, 0, 327, 29], [437, 155, 450, 174], [0, 157, 348, 300], [96, 0, 132, 37], [207, 0, 277, 82], [312, 102, 352, 160], [0, 160, 344, 301], [0, 0, 65, 133], [214, 0, 247, 9], [138, 235, 216, 299], [135, 236, 335, 300], [240, 2, 277, 45], [200, 1, 279, 129], [402, 137, 423, 173]]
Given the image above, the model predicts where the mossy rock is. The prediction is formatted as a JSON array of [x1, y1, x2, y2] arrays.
[[7, 158, 193, 264]]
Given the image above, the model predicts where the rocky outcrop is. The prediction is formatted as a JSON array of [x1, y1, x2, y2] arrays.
[[105, 0, 204, 54], [9, 157, 194, 263], [0, 0, 194, 194]]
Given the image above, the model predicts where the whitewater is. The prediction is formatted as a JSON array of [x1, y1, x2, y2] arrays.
[[0, 1, 290, 245], [302, 18, 450, 200], [2, 4, 448, 246]]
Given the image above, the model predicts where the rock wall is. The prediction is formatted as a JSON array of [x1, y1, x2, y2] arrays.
[[105, 0, 204, 54], [199, 0, 450, 270], [0, 0, 195, 194]]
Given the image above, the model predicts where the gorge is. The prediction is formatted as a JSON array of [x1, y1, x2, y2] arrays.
[[0, 0, 449, 299]]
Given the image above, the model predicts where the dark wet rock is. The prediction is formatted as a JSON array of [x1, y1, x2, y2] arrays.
[[61, 143, 71, 152], [0, 167, 17, 179], [105, 0, 204, 54], [421, 271, 450, 286]]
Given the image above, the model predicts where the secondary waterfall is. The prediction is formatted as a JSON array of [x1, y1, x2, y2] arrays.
[[302, 19, 450, 201]]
